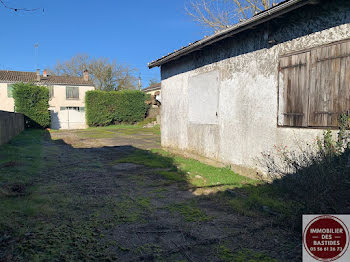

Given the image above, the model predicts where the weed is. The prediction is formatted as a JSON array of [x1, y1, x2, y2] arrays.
[[218, 246, 277, 262], [167, 201, 211, 222], [109, 196, 153, 224], [78, 130, 115, 139], [158, 171, 186, 182], [114, 149, 173, 168], [136, 117, 156, 126], [118, 245, 130, 252], [151, 188, 168, 194], [257, 112, 350, 231]]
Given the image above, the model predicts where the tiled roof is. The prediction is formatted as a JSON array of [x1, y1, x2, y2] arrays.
[[142, 83, 161, 92], [0, 70, 94, 86]]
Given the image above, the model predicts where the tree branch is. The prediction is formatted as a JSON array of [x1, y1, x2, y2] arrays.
[[186, 0, 283, 32]]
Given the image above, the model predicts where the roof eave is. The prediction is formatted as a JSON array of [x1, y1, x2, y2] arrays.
[[148, 0, 318, 69], [143, 86, 161, 92]]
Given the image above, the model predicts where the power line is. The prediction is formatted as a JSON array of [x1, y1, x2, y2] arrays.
[[0, 0, 43, 12]]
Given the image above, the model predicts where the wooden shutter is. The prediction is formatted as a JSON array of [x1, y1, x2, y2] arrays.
[[279, 52, 310, 127], [309, 41, 350, 127]]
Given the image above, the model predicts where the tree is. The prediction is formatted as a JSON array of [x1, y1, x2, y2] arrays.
[[186, 0, 283, 32], [49, 54, 137, 91], [148, 78, 160, 87], [12, 83, 50, 128]]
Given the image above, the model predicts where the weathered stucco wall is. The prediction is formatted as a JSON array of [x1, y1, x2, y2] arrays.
[[160, 0, 350, 173], [0, 111, 24, 146]]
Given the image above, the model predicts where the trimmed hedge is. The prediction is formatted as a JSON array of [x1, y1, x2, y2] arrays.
[[12, 83, 50, 128], [85, 90, 150, 126]]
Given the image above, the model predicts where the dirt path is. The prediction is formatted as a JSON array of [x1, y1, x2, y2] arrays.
[[32, 130, 300, 261]]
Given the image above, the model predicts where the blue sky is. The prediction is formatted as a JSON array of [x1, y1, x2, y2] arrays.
[[0, 0, 205, 87]]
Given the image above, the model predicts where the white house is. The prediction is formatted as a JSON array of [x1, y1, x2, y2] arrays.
[[148, 0, 350, 174], [0, 69, 95, 129]]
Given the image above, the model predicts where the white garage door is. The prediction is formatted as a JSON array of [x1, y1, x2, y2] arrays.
[[51, 107, 86, 130]]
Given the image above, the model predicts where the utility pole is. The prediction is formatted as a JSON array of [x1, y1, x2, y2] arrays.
[[138, 73, 142, 90], [34, 43, 39, 69]]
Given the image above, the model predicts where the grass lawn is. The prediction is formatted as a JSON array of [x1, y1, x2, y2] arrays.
[[0, 130, 45, 219], [75, 118, 161, 139], [114, 148, 258, 190], [0, 126, 296, 261], [114, 147, 299, 225]]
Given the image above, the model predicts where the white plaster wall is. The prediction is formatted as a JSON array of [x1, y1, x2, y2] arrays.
[[161, 73, 189, 150], [188, 71, 219, 125], [49, 85, 95, 111], [145, 89, 161, 96], [49, 85, 94, 129], [0, 83, 15, 112], [161, 22, 350, 171]]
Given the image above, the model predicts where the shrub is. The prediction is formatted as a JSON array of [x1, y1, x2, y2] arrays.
[[85, 90, 150, 126], [12, 83, 50, 128], [259, 113, 350, 231]]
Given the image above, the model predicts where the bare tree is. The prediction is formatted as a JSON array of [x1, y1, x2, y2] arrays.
[[148, 78, 160, 87], [186, 0, 283, 32], [49, 54, 137, 91]]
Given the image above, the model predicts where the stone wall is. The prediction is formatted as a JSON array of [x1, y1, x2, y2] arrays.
[[0, 111, 24, 146]]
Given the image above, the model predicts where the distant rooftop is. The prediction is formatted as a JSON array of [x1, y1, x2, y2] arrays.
[[142, 83, 161, 92], [0, 70, 94, 86]]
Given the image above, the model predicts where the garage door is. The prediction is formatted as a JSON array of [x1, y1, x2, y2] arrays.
[[51, 107, 86, 130]]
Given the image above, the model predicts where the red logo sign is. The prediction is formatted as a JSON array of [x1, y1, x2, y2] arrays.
[[303, 215, 349, 261]]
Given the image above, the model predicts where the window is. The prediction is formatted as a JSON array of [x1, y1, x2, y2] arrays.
[[278, 40, 350, 128], [7, 84, 14, 98], [47, 86, 54, 99], [60, 107, 85, 112], [66, 86, 79, 100]]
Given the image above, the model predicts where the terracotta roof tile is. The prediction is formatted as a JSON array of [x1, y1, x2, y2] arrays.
[[0, 70, 94, 86]]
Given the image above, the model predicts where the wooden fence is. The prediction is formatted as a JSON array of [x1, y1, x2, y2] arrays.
[[0, 111, 24, 146]]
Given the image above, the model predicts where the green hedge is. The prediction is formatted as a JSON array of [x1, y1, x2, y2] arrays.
[[85, 90, 150, 126], [12, 83, 50, 128]]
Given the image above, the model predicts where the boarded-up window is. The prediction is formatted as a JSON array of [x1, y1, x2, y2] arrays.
[[278, 40, 350, 128], [188, 71, 219, 124], [66, 86, 79, 100], [309, 42, 350, 127]]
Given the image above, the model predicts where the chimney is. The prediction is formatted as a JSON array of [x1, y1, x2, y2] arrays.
[[43, 69, 47, 78], [36, 69, 40, 81], [83, 69, 89, 81]]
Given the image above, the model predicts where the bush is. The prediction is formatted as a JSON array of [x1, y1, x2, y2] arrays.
[[12, 83, 50, 128], [259, 113, 350, 230], [85, 90, 150, 126]]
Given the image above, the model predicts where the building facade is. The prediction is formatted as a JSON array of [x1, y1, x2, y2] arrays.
[[149, 0, 350, 173], [0, 69, 95, 129]]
